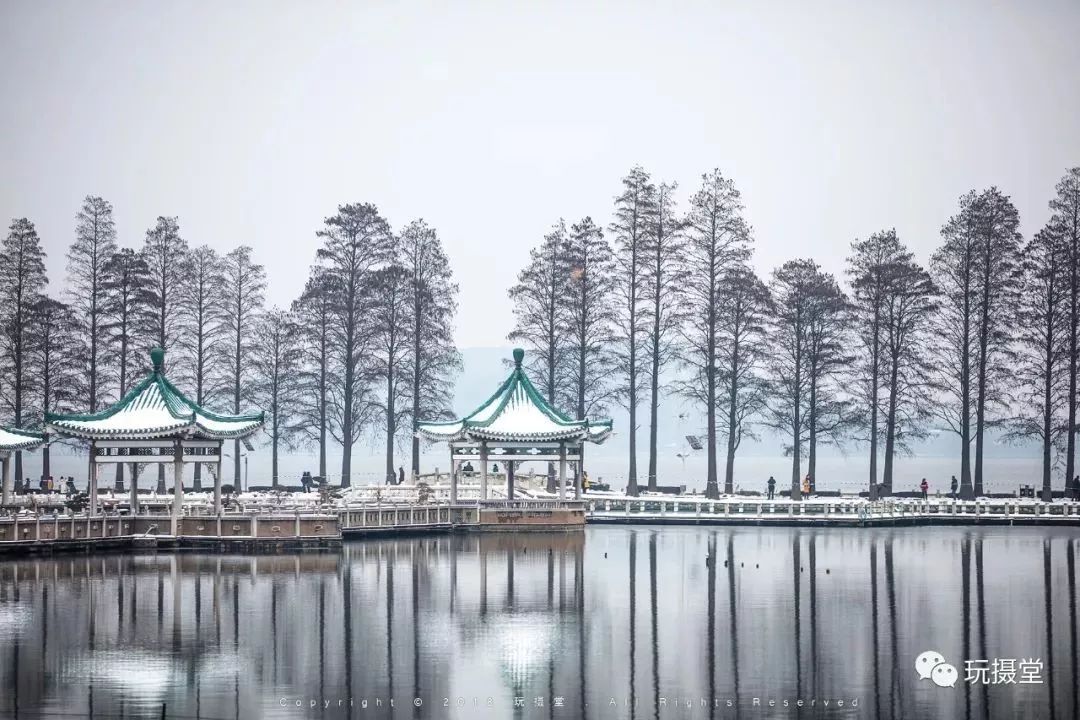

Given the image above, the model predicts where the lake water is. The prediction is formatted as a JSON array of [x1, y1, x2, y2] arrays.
[[0, 526, 1077, 719]]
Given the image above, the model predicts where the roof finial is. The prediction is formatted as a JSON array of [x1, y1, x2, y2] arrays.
[[513, 347, 524, 367], [150, 347, 165, 373]]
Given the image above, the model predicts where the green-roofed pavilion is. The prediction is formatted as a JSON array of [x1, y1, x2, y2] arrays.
[[1, 425, 45, 505], [46, 347, 264, 522], [416, 348, 612, 502]]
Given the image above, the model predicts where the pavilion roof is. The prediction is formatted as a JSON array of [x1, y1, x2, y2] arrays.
[[45, 348, 264, 441], [0, 425, 45, 452], [416, 348, 613, 444]]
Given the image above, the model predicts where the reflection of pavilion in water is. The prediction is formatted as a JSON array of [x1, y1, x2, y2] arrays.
[[1, 530, 1077, 719], [0, 535, 587, 719]]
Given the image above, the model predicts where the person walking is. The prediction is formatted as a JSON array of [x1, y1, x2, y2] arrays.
[[766, 476, 776, 500], [802, 474, 811, 498], [950, 475, 958, 500], [398, 466, 405, 486], [920, 478, 929, 500]]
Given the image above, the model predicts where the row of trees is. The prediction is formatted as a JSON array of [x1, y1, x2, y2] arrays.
[[508, 166, 1080, 501], [0, 199, 460, 488]]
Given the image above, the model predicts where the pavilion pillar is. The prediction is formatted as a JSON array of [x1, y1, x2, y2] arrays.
[[89, 441, 99, 516], [558, 443, 567, 503], [214, 440, 223, 515], [1, 454, 11, 507], [172, 439, 183, 536], [574, 443, 583, 500], [479, 441, 489, 501], [507, 460, 515, 501], [129, 462, 139, 515], [450, 458, 459, 505]]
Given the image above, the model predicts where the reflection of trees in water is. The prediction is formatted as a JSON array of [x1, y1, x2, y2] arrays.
[[1, 530, 1079, 718]]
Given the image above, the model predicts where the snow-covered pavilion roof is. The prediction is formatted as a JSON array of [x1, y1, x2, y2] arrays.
[[416, 348, 613, 444], [46, 348, 264, 441], [0, 425, 45, 453]]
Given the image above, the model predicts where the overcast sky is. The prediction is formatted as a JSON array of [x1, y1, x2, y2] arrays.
[[2, 1, 1078, 349]]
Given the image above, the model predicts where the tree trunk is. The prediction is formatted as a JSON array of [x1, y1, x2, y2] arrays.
[[272, 428, 279, 489], [1067, 240, 1078, 500], [883, 353, 900, 491], [723, 333, 740, 495], [385, 370, 395, 486], [868, 308, 880, 501], [791, 328, 803, 501], [808, 372, 817, 493], [319, 344, 327, 480], [705, 273, 718, 499], [1042, 298, 1056, 502], [959, 275, 974, 500]]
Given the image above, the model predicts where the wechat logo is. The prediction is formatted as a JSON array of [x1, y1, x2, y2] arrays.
[[915, 650, 958, 688]]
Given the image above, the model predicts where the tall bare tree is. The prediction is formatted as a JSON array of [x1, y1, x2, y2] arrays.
[[879, 250, 938, 492], [508, 221, 570, 492], [251, 309, 301, 488], [1050, 168, 1080, 495], [677, 170, 752, 498], [315, 203, 393, 487], [141, 216, 188, 491], [764, 259, 818, 501], [177, 245, 225, 490], [561, 216, 617, 420], [802, 269, 853, 490], [609, 167, 654, 495], [970, 188, 1022, 496], [221, 245, 266, 490], [399, 220, 459, 480], [0, 218, 47, 482], [370, 263, 412, 485], [847, 231, 895, 499], [101, 247, 155, 489], [931, 192, 981, 499], [718, 265, 771, 495], [1010, 223, 1068, 501], [67, 196, 118, 413], [643, 181, 684, 491], [31, 297, 79, 479], [291, 270, 338, 481]]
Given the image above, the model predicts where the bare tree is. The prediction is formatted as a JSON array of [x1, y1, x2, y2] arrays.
[[676, 170, 752, 498], [718, 265, 771, 495], [1010, 223, 1068, 501], [508, 221, 570, 492], [67, 196, 118, 413], [803, 269, 854, 491], [315, 203, 393, 487], [1050, 168, 1080, 495], [643, 181, 685, 491], [847, 231, 895, 499], [970, 188, 1022, 496], [251, 308, 301, 488], [101, 248, 155, 489], [399, 220, 459, 480], [31, 297, 80, 479], [764, 259, 817, 501], [221, 245, 266, 491], [609, 167, 654, 495], [930, 192, 981, 499], [370, 263, 412, 485], [177, 245, 225, 490], [0, 218, 48, 482], [291, 270, 338, 480], [879, 251, 938, 492], [140, 216, 188, 491], [561, 216, 617, 419]]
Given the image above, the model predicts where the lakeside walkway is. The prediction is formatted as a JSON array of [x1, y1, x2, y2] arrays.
[[1, 488, 1078, 555]]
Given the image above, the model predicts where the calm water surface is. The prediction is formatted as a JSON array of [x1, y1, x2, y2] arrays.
[[0, 526, 1077, 720]]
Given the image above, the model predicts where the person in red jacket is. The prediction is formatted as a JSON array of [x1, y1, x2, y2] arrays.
[[920, 478, 929, 500]]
